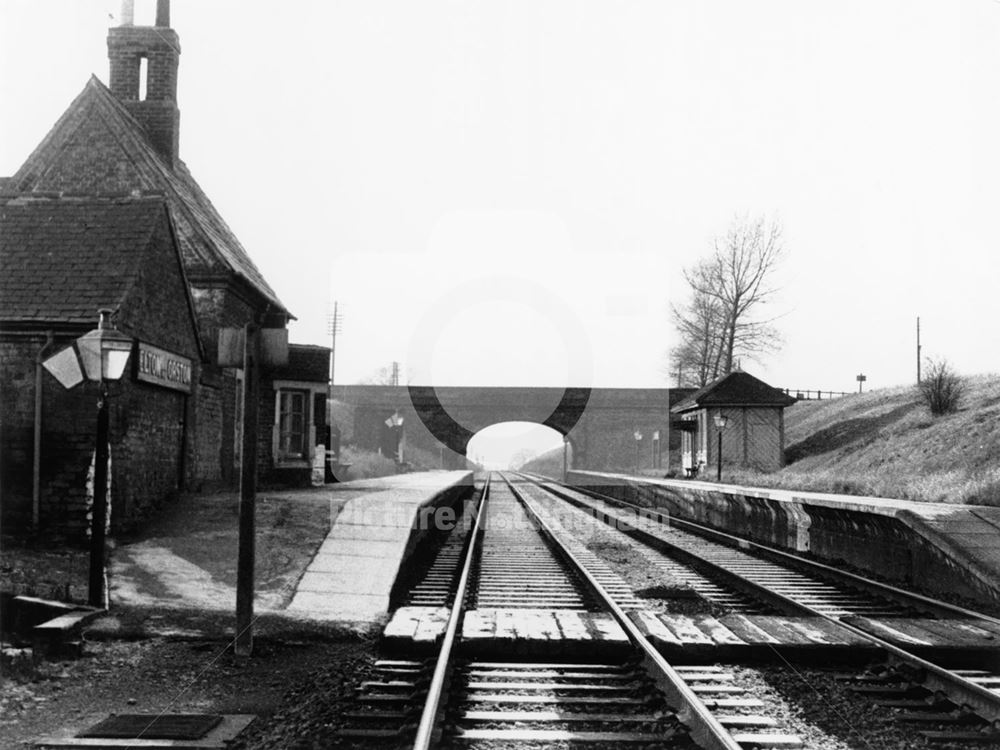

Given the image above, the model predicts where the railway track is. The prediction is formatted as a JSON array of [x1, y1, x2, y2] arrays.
[[515, 472, 932, 620], [514, 472, 1000, 743], [341, 472, 805, 748]]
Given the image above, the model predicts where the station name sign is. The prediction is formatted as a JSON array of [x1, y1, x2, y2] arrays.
[[136, 343, 193, 393]]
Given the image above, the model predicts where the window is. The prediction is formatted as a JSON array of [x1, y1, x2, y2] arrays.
[[138, 57, 149, 101], [278, 390, 307, 460], [272, 380, 325, 467]]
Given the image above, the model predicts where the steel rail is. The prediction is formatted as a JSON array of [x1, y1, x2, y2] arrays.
[[412, 473, 491, 750], [520, 472, 1000, 724], [527, 472, 1000, 626], [499, 472, 744, 750]]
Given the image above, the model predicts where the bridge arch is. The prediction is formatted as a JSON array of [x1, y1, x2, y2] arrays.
[[337, 384, 691, 473], [466, 421, 566, 471]]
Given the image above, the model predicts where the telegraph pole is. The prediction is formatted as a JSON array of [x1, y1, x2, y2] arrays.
[[328, 302, 342, 397], [916, 316, 922, 385]]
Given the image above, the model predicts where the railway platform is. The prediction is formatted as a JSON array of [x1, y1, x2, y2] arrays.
[[286, 470, 473, 621], [569, 470, 1000, 608]]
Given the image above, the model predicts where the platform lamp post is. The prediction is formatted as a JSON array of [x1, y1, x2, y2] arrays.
[[713, 413, 729, 482], [385, 411, 404, 463], [633, 430, 643, 475], [42, 309, 133, 608]]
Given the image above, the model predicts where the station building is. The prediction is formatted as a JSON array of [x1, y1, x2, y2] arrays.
[[671, 370, 796, 476], [0, 2, 328, 538]]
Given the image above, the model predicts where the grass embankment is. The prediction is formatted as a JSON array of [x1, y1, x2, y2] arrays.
[[732, 374, 1000, 505], [522, 374, 1000, 505], [519, 445, 566, 476]]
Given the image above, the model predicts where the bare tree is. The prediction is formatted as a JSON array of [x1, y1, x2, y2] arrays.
[[670, 215, 784, 386], [918, 358, 965, 415], [357, 362, 405, 386], [669, 278, 726, 386]]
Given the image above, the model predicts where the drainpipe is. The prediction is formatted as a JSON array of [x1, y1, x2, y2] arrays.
[[33, 331, 55, 531]]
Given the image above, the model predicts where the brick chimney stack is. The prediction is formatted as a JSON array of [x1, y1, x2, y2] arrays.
[[108, 0, 181, 168]]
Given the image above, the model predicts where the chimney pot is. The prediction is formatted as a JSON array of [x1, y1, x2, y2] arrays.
[[155, 0, 170, 27], [120, 0, 134, 25]]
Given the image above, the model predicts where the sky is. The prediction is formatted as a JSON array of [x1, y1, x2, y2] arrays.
[[3, 1, 1000, 455]]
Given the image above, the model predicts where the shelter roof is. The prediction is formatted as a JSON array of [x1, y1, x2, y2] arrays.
[[670, 370, 796, 413]]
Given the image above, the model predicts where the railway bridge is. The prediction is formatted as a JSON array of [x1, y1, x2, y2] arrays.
[[335, 385, 694, 470]]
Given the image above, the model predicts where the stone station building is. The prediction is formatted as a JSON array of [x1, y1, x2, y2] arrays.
[[0, 1, 329, 538]]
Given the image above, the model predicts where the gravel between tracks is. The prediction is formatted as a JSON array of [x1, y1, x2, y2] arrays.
[[529, 488, 726, 617], [727, 664, 1000, 750]]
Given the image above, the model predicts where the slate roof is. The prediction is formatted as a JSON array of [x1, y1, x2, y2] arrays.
[[8, 76, 288, 316], [670, 370, 796, 413], [0, 195, 169, 325]]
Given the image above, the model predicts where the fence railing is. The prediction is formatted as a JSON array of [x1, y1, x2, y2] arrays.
[[783, 388, 854, 401]]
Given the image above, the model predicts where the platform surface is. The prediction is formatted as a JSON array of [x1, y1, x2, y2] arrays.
[[286, 471, 472, 621]]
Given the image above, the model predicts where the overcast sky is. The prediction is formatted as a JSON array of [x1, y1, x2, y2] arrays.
[[3, 0, 999, 411]]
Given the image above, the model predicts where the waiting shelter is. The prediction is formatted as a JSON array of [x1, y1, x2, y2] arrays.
[[670, 370, 796, 477]]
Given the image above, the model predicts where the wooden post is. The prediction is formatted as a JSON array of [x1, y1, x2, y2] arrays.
[[235, 323, 259, 657], [89, 386, 111, 609]]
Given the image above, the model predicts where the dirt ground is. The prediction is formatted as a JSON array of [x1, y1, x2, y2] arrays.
[[112, 487, 340, 610], [1, 485, 383, 748], [1, 608, 380, 750], [2, 486, 346, 611]]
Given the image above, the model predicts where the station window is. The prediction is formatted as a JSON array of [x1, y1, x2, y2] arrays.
[[278, 389, 308, 460]]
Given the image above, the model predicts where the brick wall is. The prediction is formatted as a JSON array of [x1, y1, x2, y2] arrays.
[[193, 375, 223, 487], [112, 382, 186, 532], [1, 208, 202, 539], [1, 335, 105, 537], [188, 284, 257, 486], [107, 25, 180, 165], [111, 208, 199, 528]]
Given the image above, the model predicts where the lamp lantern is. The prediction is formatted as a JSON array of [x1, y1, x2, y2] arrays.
[[43, 308, 133, 387]]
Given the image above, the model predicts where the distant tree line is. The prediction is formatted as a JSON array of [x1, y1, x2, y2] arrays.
[[670, 215, 785, 387]]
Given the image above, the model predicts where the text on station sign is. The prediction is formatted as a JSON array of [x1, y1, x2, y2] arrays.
[[136, 342, 192, 393]]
